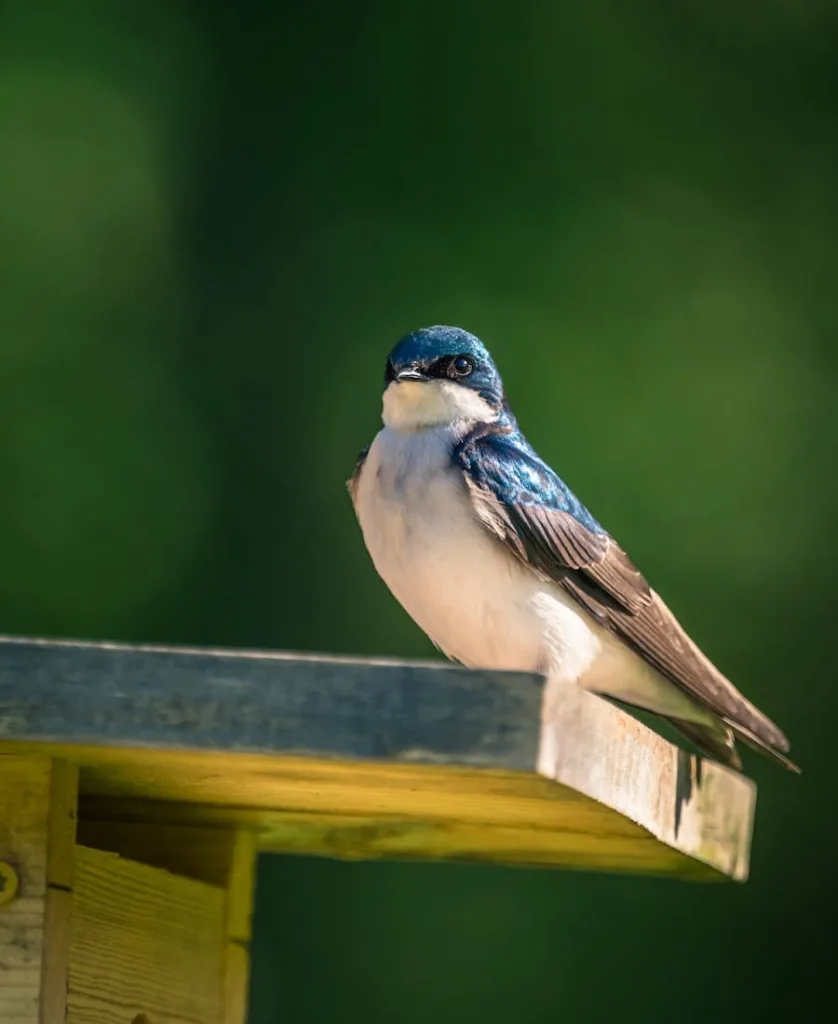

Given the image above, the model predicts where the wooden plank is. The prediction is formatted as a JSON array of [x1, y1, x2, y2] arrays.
[[0, 754, 78, 1024], [0, 635, 756, 880], [222, 831, 256, 1024], [67, 845, 225, 1024], [74, 821, 257, 1022], [0, 634, 542, 768], [539, 683, 755, 880], [62, 744, 747, 879]]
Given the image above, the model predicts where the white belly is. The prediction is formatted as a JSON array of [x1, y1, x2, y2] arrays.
[[353, 426, 707, 724]]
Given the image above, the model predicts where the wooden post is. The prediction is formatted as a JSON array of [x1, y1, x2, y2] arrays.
[[222, 831, 257, 1024], [0, 754, 77, 1024]]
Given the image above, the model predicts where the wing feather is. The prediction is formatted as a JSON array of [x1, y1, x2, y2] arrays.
[[457, 428, 794, 765], [346, 443, 370, 503]]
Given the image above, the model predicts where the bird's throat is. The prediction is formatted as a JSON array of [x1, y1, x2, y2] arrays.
[[382, 380, 498, 432]]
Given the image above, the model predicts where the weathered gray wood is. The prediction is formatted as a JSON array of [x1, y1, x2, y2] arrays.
[[0, 635, 756, 881], [0, 635, 542, 768]]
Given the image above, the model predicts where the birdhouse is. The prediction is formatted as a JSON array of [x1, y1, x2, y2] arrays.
[[0, 635, 754, 1023]]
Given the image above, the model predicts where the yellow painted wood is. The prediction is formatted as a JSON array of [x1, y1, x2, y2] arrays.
[[0, 754, 78, 1024], [31, 741, 649, 831], [41, 889, 73, 1024], [74, 822, 257, 1022], [222, 831, 256, 1024], [31, 739, 744, 879], [67, 845, 225, 1024], [223, 945, 251, 1024], [256, 809, 702, 875], [60, 744, 741, 879], [90, 802, 705, 878]]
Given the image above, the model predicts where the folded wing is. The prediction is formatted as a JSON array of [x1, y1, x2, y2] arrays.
[[456, 427, 794, 768]]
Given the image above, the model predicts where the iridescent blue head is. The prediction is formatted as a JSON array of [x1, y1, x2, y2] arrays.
[[382, 325, 507, 431]]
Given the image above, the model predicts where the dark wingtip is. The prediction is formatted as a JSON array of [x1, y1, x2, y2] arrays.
[[726, 720, 801, 774]]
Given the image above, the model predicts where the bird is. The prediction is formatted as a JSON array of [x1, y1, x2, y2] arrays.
[[348, 325, 797, 773]]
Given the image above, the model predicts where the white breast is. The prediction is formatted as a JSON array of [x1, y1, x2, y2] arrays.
[[352, 424, 710, 728], [353, 426, 602, 678]]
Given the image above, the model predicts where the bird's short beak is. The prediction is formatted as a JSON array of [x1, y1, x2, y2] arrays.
[[395, 368, 428, 383]]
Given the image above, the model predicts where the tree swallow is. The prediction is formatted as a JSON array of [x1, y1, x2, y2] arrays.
[[348, 325, 797, 773]]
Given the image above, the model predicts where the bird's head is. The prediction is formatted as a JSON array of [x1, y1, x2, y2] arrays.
[[381, 325, 506, 431]]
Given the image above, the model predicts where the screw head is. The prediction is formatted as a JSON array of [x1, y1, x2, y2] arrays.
[[0, 861, 19, 907]]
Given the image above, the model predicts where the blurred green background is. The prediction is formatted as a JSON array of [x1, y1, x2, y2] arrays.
[[1, 1, 835, 1021]]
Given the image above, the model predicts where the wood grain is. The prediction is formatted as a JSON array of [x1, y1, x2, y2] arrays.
[[0, 754, 78, 1024], [0, 635, 756, 880], [62, 743, 749, 880], [0, 634, 542, 768], [72, 822, 256, 1021], [68, 845, 225, 1024]]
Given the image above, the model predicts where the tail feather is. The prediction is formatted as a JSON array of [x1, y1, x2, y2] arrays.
[[726, 719, 802, 774], [664, 716, 743, 771], [664, 715, 801, 774]]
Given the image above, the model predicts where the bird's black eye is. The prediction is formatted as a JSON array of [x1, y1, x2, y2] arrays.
[[451, 355, 473, 377], [385, 359, 396, 383]]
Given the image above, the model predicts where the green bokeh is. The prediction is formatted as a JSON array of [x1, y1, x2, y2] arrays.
[[1, 2, 835, 1021]]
